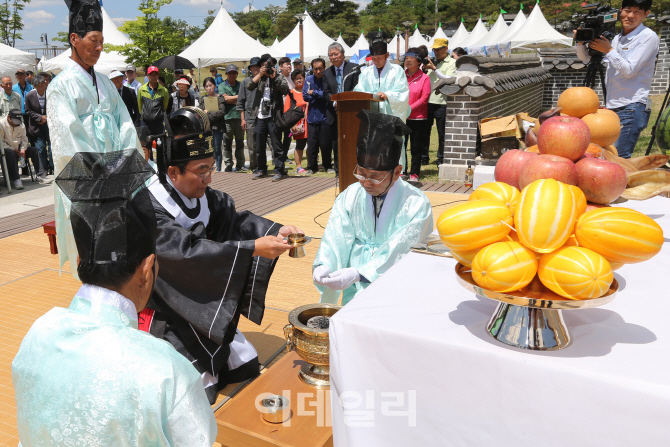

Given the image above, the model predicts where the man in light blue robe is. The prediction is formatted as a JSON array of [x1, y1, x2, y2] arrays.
[[12, 149, 217, 447], [48, 0, 142, 275], [354, 31, 410, 171], [313, 110, 433, 305]]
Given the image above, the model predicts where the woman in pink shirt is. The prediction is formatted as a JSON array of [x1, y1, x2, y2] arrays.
[[405, 47, 431, 181]]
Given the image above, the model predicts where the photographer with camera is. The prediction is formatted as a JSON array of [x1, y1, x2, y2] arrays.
[[575, 0, 659, 158], [247, 53, 290, 181]]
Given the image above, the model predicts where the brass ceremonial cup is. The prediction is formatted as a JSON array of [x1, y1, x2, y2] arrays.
[[286, 233, 309, 258], [283, 303, 341, 388]]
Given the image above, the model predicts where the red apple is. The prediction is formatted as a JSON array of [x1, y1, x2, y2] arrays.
[[518, 154, 578, 190], [537, 116, 591, 162], [494, 149, 538, 190], [585, 202, 611, 212], [575, 158, 627, 204]]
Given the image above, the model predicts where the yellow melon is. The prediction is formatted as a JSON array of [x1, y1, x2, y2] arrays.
[[557, 87, 600, 118], [538, 247, 613, 299], [575, 207, 664, 263], [469, 181, 520, 214], [471, 241, 538, 292], [451, 247, 481, 268], [514, 179, 580, 253], [568, 185, 587, 217], [437, 200, 513, 251], [562, 233, 579, 247], [609, 261, 625, 271]]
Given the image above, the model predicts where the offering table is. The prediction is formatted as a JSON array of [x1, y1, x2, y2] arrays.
[[329, 196, 670, 446]]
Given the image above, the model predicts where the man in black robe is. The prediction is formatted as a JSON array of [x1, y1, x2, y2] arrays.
[[142, 107, 302, 403]]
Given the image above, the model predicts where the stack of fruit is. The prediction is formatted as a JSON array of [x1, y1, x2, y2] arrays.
[[438, 178, 664, 299]]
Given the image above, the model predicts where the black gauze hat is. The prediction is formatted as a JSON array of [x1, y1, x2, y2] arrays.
[[166, 107, 213, 165], [356, 109, 410, 171], [65, 0, 103, 40], [368, 31, 389, 56], [55, 149, 156, 265]]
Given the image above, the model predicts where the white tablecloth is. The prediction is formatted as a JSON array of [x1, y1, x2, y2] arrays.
[[329, 196, 670, 447]]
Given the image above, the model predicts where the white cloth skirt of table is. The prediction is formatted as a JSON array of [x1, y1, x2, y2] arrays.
[[329, 196, 670, 447]]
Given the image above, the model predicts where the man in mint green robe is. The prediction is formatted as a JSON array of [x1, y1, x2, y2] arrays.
[[353, 32, 410, 170], [313, 110, 433, 305], [12, 149, 216, 447], [48, 0, 142, 275]]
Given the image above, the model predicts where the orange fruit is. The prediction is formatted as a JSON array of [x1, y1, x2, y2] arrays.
[[471, 241, 538, 293], [538, 246, 613, 299]]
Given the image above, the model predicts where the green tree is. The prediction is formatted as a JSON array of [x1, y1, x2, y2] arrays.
[[0, 0, 30, 47], [52, 31, 70, 46], [107, 0, 189, 70]]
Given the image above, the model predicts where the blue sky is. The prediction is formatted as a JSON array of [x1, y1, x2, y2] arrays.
[[15, 0, 293, 54]]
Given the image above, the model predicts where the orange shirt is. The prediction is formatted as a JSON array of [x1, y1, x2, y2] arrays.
[[284, 89, 308, 139]]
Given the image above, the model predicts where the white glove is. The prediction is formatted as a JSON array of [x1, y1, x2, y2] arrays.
[[321, 267, 360, 291], [313, 265, 332, 286]]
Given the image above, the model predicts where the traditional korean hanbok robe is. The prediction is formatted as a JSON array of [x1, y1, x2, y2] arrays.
[[47, 58, 142, 275], [146, 175, 281, 403], [12, 284, 217, 447], [313, 179, 433, 305], [354, 60, 410, 169]]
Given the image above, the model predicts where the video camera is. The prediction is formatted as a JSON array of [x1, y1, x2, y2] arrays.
[[573, 3, 618, 56], [264, 59, 275, 76]]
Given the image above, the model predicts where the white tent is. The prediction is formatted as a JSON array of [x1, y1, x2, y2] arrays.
[[449, 22, 470, 49], [494, 10, 527, 46], [336, 34, 351, 55], [408, 28, 428, 47], [470, 13, 509, 47], [180, 6, 277, 67], [389, 33, 406, 56], [459, 18, 489, 49], [348, 33, 369, 56], [0, 43, 35, 81], [270, 37, 280, 51], [270, 11, 337, 62], [428, 27, 448, 47], [40, 6, 130, 76], [505, 5, 572, 48]]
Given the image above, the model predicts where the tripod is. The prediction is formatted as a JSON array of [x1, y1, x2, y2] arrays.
[[644, 73, 670, 156], [583, 54, 607, 103]]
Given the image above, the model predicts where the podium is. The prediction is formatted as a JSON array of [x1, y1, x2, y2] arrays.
[[330, 92, 382, 192]]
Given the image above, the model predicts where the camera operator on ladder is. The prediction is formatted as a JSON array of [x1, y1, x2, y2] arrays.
[[576, 0, 659, 159]]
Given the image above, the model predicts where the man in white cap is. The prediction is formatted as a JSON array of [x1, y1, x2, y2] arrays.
[[123, 64, 141, 95], [109, 69, 140, 126]]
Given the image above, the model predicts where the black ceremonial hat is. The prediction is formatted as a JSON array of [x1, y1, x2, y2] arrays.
[[65, 0, 103, 39], [55, 149, 156, 266], [367, 31, 389, 56], [356, 109, 410, 172]]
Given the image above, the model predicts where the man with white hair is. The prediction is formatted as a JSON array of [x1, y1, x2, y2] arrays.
[[109, 69, 141, 126]]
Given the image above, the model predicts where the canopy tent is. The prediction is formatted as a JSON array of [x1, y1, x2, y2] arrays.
[[408, 28, 428, 47], [428, 27, 448, 47], [336, 34, 352, 55], [269, 37, 280, 51], [449, 22, 470, 49], [179, 6, 277, 67], [494, 10, 527, 46], [270, 11, 337, 62], [505, 4, 572, 48], [0, 43, 35, 81], [40, 6, 129, 76], [348, 33, 370, 58], [469, 13, 509, 47], [459, 18, 489, 49], [388, 33, 406, 57]]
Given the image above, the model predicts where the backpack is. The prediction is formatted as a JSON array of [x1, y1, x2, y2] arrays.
[[273, 91, 305, 131]]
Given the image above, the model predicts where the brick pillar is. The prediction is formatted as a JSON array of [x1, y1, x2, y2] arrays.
[[650, 25, 670, 95]]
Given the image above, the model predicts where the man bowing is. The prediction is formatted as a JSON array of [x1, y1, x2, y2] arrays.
[[312, 110, 433, 305], [144, 107, 302, 403], [48, 0, 142, 275]]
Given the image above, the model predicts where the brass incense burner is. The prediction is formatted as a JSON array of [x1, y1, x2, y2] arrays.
[[284, 303, 341, 388], [284, 233, 312, 258]]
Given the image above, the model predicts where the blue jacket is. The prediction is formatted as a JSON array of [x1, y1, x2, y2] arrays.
[[214, 74, 224, 87], [303, 74, 327, 124], [13, 82, 33, 113]]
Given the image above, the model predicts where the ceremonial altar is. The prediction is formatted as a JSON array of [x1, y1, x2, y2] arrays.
[[329, 197, 670, 446]]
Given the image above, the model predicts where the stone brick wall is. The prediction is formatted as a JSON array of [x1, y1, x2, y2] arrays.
[[650, 24, 670, 96], [442, 82, 545, 168], [542, 67, 604, 110]]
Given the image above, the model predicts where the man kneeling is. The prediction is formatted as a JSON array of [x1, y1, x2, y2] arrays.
[[312, 110, 434, 305], [12, 150, 216, 447]]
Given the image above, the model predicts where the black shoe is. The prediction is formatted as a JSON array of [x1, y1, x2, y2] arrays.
[[252, 172, 267, 179], [224, 167, 233, 172], [272, 173, 283, 182], [318, 165, 325, 172]]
